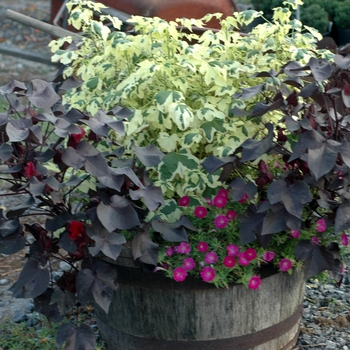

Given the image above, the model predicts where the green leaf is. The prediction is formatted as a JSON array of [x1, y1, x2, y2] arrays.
[[169, 103, 194, 130], [200, 120, 226, 142], [158, 149, 199, 181], [86, 77, 99, 91], [155, 90, 184, 113]]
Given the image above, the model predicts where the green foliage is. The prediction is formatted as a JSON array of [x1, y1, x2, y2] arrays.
[[50, 0, 328, 203], [300, 4, 329, 33], [334, 1, 350, 29]]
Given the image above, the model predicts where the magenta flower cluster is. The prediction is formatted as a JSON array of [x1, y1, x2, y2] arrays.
[[162, 188, 326, 290]]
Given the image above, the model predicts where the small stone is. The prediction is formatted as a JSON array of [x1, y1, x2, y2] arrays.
[[12, 309, 27, 323], [0, 278, 10, 285], [325, 340, 337, 349]]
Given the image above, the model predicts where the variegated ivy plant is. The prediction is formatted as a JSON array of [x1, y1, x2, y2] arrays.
[[50, 0, 332, 217]]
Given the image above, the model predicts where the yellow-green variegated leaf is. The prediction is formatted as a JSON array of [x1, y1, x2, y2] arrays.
[[200, 119, 226, 142], [158, 149, 199, 182], [157, 132, 179, 152], [168, 103, 194, 130], [155, 91, 184, 113]]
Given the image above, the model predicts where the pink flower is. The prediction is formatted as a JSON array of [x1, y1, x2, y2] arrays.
[[178, 196, 190, 207], [200, 266, 216, 282], [248, 275, 262, 290], [206, 198, 213, 206], [226, 210, 237, 221], [290, 229, 300, 239], [213, 195, 228, 208], [238, 253, 250, 266], [177, 242, 191, 254], [279, 258, 292, 272], [262, 251, 275, 262], [204, 251, 218, 264], [244, 248, 257, 261], [197, 241, 209, 253], [223, 256, 236, 268], [214, 215, 228, 229], [239, 193, 248, 203], [23, 162, 41, 179], [227, 244, 239, 256], [165, 246, 174, 257], [316, 219, 326, 232], [217, 189, 229, 198], [173, 267, 187, 282], [311, 236, 320, 245], [183, 258, 196, 271], [194, 206, 208, 218], [341, 233, 349, 247]]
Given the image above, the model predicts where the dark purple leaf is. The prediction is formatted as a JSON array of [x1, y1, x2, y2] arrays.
[[34, 287, 63, 324], [0, 80, 26, 94], [309, 57, 332, 82], [26, 79, 60, 108], [6, 120, 29, 141], [76, 140, 99, 156], [58, 231, 77, 253], [0, 143, 13, 161], [56, 323, 96, 350], [29, 125, 43, 144], [201, 155, 239, 174], [131, 142, 165, 166], [261, 205, 288, 235], [151, 217, 191, 242], [9, 258, 50, 298], [35, 148, 56, 162], [86, 118, 109, 137], [132, 230, 158, 265], [5, 197, 35, 218], [62, 147, 85, 169], [295, 241, 334, 278], [307, 140, 340, 180], [0, 229, 26, 254], [298, 82, 318, 98], [129, 185, 165, 211], [251, 98, 285, 117], [233, 84, 264, 99], [50, 289, 76, 317], [0, 217, 20, 237], [238, 205, 264, 245], [240, 123, 274, 162], [76, 259, 118, 313], [267, 180, 312, 219], [284, 115, 300, 132], [110, 167, 145, 189], [28, 177, 46, 196], [97, 202, 140, 232], [334, 54, 350, 69], [87, 225, 126, 259], [229, 178, 257, 202], [97, 173, 125, 192], [111, 106, 133, 119], [45, 211, 71, 232], [335, 199, 350, 233], [84, 154, 110, 177]]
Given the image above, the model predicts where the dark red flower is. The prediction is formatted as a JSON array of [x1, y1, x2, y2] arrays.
[[68, 221, 84, 241], [23, 162, 41, 179], [68, 126, 86, 148]]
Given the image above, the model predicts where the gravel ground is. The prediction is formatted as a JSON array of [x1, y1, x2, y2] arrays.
[[0, 0, 56, 85], [1, 1, 350, 350]]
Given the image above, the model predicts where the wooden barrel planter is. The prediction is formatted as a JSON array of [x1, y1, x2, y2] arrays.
[[95, 251, 305, 350]]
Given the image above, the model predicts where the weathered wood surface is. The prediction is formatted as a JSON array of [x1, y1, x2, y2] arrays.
[[95, 261, 305, 350]]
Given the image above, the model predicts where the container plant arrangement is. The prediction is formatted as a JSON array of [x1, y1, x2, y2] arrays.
[[1, 0, 350, 349]]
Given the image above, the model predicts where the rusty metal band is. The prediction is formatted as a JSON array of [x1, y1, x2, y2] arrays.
[[97, 304, 303, 350]]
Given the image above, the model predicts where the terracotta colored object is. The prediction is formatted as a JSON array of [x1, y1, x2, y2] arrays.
[[51, 0, 239, 29]]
